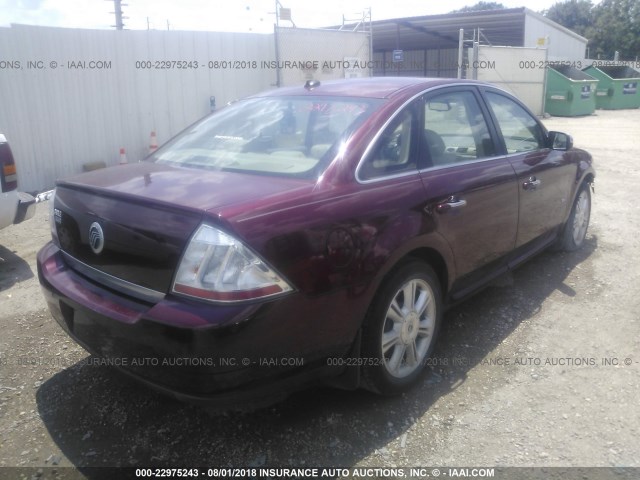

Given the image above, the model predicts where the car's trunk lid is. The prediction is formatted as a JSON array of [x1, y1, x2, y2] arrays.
[[53, 162, 312, 297]]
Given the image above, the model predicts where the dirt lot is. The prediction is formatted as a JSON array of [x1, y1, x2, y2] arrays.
[[0, 109, 639, 477]]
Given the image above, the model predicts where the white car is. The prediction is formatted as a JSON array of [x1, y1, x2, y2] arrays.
[[0, 133, 35, 230]]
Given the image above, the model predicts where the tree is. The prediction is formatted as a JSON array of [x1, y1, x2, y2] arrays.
[[545, 0, 640, 59], [451, 2, 506, 13], [591, 0, 640, 59], [544, 0, 595, 39]]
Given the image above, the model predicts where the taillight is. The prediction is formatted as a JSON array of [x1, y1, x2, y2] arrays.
[[49, 189, 59, 244], [173, 224, 293, 302], [0, 135, 18, 192]]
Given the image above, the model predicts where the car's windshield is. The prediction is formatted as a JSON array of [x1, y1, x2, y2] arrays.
[[151, 95, 383, 178]]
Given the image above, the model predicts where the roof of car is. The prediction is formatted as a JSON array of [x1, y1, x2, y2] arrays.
[[254, 77, 488, 100]]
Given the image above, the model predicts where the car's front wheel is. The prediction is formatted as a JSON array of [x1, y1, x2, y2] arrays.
[[361, 261, 442, 395], [559, 181, 592, 251]]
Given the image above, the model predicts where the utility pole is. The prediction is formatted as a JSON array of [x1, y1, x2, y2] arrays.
[[108, 0, 127, 30]]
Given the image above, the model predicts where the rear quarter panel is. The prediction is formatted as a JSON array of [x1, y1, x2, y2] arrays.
[[215, 173, 454, 342], [562, 147, 595, 224]]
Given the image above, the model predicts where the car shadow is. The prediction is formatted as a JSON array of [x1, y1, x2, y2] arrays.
[[0, 244, 34, 291], [35, 236, 598, 473]]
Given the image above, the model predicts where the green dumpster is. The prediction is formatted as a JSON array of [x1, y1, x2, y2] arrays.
[[545, 65, 598, 116], [582, 65, 640, 109]]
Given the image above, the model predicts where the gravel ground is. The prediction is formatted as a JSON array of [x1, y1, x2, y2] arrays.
[[0, 109, 639, 477]]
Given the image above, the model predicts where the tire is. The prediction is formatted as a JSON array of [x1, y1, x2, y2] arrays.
[[361, 261, 442, 395], [558, 182, 591, 251]]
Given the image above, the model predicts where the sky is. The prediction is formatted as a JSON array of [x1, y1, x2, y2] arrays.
[[1, 0, 568, 32]]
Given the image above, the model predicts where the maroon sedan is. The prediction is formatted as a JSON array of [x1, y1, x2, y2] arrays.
[[38, 77, 594, 406]]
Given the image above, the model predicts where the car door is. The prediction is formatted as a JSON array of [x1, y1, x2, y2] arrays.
[[418, 87, 519, 298], [482, 89, 577, 250]]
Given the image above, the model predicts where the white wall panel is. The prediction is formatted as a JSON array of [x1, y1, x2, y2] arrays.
[[473, 46, 547, 115], [524, 10, 588, 62], [276, 27, 370, 85], [0, 25, 276, 192]]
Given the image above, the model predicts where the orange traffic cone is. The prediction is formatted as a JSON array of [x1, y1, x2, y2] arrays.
[[149, 131, 158, 154], [119, 148, 128, 164]]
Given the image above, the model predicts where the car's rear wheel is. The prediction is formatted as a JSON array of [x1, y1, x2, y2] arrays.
[[559, 182, 591, 251], [361, 261, 442, 395]]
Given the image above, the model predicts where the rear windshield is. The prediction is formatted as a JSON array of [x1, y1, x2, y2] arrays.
[[151, 96, 383, 178]]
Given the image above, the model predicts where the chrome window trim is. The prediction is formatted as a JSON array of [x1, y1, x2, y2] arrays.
[[417, 153, 508, 174], [416, 146, 552, 174], [358, 169, 423, 184], [502, 148, 550, 158], [62, 251, 166, 303], [355, 82, 500, 185]]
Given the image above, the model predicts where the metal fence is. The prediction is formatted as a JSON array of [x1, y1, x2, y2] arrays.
[[372, 48, 459, 78]]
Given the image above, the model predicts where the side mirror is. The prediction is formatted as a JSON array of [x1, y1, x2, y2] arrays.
[[548, 131, 573, 151]]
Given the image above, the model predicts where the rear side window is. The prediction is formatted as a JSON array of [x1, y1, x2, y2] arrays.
[[485, 92, 545, 153], [358, 106, 418, 180], [423, 90, 496, 167]]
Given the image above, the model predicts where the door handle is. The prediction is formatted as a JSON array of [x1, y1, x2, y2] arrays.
[[523, 176, 541, 191], [435, 196, 467, 214]]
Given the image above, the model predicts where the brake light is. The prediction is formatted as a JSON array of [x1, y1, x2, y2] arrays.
[[0, 136, 18, 192], [173, 224, 293, 302], [49, 189, 59, 244]]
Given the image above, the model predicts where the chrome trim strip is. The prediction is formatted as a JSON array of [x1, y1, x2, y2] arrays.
[[417, 154, 508, 174], [355, 82, 492, 185], [357, 169, 422, 184], [501, 148, 550, 159], [62, 252, 166, 303]]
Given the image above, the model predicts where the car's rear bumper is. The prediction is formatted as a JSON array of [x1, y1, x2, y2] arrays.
[[37, 242, 356, 406]]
